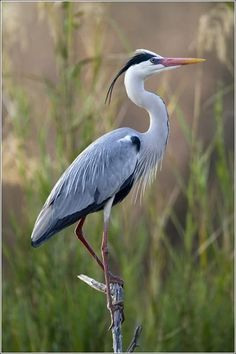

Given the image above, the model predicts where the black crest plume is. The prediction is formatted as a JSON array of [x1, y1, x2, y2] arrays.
[[105, 51, 155, 104]]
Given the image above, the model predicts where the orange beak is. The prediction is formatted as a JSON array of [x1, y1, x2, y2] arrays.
[[160, 57, 206, 66]]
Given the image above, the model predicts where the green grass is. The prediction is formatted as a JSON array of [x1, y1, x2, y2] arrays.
[[3, 2, 234, 352]]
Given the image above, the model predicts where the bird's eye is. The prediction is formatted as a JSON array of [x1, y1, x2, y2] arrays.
[[150, 57, 159, 64]]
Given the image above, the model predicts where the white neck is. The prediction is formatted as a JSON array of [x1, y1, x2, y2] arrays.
[[124, 68, 169, 149]]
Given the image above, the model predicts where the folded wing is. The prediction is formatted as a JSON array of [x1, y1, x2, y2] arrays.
[[31, 128, 140, 247]]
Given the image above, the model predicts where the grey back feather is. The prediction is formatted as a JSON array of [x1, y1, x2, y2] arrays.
[[31, 127, 140, 243]]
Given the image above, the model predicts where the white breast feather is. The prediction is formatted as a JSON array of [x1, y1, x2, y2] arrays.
[[133, 144, 166, 203]]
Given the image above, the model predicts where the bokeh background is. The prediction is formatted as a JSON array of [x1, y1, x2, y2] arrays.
[[2, 1, 234, 352]]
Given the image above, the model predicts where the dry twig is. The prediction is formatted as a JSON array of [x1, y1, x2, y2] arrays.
[[127, 325, 142, 352]]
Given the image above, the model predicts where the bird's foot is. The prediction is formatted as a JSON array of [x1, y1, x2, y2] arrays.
[[108, 272, 124, 286]]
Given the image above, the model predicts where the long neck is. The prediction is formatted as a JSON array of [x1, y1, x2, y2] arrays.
[[124, 69, 168, 141]]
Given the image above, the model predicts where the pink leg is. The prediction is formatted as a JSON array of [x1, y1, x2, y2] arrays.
[[75, 217, 104, 271], [75, 217, 124, 285]]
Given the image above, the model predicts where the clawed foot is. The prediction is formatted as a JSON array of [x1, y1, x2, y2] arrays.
[[108, 271, 124, 286]]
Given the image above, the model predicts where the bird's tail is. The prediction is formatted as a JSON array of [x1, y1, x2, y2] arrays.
[[31, 205, 56, 247]]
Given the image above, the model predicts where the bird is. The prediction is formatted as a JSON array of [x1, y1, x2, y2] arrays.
[[31, 49, 205, 326]]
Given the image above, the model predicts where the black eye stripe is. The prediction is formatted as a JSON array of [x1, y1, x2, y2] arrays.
[[126, 52, 155, 66]]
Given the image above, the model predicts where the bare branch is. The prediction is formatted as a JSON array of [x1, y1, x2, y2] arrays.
[[77, 274, 106, 293], [78, 274, 124, 352], [78, 275, 142, 352], [110, 283, 124, 353], [127, 325, 142, 352]]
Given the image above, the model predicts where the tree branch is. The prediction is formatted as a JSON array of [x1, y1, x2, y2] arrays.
[[78, 274, 141, 353], [78, 274, 124, 352], [110, 282, 124, 353]]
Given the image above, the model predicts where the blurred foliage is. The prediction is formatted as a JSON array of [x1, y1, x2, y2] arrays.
[[3, 2, 234, 352]]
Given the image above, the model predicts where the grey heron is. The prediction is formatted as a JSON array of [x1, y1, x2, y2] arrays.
[[31, 49, 205, 327]]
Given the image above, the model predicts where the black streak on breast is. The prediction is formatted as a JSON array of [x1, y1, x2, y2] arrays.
[[113, 173, 134, 205]]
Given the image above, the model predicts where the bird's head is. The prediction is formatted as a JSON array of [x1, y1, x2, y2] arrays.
[[105, 49, 205, 104]]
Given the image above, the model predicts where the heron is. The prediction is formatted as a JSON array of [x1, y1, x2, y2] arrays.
[[31, 49, 205, 327]]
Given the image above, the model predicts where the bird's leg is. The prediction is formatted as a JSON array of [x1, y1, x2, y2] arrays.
[[102, 197, 124, 329], [75, 217, 123, 285], [75, 217, 104, 271]]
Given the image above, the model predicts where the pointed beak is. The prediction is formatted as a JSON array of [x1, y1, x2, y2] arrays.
[[160, 57, 206, 67]]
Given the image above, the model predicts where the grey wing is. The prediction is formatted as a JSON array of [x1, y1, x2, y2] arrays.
[[31, 128, 140, 247]]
